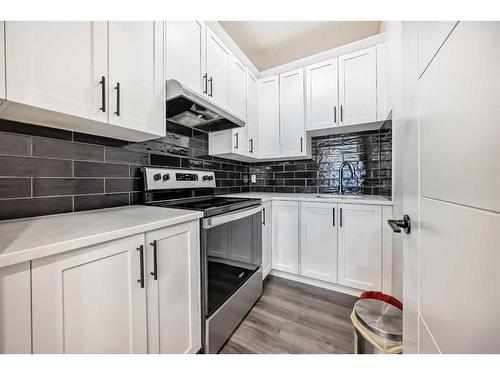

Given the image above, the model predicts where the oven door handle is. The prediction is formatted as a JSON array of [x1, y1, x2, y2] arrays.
[[203, 205, 263, 229]]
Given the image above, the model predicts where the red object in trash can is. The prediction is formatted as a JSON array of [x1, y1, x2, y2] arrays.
[[359, 291, 403, 310]]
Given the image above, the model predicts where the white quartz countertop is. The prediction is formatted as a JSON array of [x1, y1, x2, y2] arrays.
[[0, 205, 202, 268], [221, 192, 393, 206]]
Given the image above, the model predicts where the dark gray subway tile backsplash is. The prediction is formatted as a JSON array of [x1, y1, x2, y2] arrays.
[[249, 120, 392, 198], [0, 117, 391, 221], [0, 119, 251, 220]]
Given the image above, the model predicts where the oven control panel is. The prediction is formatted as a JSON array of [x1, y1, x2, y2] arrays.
[[176, 173, 198, 181], [143, 167, 215, 190]]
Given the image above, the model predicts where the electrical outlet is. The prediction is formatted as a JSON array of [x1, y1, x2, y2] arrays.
[[251, 174, 256, 183]]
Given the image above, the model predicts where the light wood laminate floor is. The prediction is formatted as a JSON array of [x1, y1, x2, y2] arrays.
[[220, 275, 358, 354]]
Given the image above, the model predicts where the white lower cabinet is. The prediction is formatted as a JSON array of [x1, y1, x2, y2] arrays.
[[267, 200, 387, 294], [0, 262, 31, 354], [299, 202, 338, 284], [145, 221, 201, 354], [31, 234, 148, 354], [261, 201, 272, 279], [30, 221, 201, 354], [272, 201, 299, 274], [337, 204, 382, 291]]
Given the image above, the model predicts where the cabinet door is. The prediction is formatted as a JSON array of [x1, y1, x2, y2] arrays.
[[258, 76, 280, 158], [338, 204, 382, 291], [280, 68, 306, 157], [262, 201, 272, 279], [246, 70, 259, 156], [0, 262, 31, 354], [228, 55, 247, 121], [108, 21, 165, 136], [229, 55, 248, 155], [165, 21, 206, 95], [146, 221, 201, 354], [272, 201, 299, 274], [206, 27, 230, 109], [31, 235, 148, 353], [0, 22, 5, 100], [300, 202, 338, 283], [338, 46, 377, 126], [5, 21, 107, 122], [305, 58, 339, 131]]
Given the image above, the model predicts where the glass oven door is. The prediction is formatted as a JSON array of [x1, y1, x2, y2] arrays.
[[201, 205, 262, 317]]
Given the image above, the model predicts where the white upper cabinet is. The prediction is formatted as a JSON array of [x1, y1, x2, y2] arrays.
[[229, 55, 248, 154], [246, 70, 259, 156], [258, 75, 280, 159], [299, 202, 338, 284], [305, 58, 339, 131], [279, 68, 306, 158], [0, 22, 5, 100], [337, 204, 382, 291], [108, 21, 165, 137], [338, 46, 377, 126], [228, 54, 247, 121], [145, 221, 201, 354], [206, 27, 230, 109], [31, 235, 148, 354], [5, 21, 107, 122], [165, 21, 206, 95], [272, 200, 299, 274]]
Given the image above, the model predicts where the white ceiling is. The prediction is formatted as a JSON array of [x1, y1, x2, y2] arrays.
[[218, 21, 382, 71]]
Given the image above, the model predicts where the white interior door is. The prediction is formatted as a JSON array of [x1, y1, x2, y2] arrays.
[[299, 202, 338, 283], [165, 21, 206, 95], [305, 58, 339, 130], [258, 76, 280, 158], [206, 27, 230, 109], [338, 46, 377, 126], [31, 235, 148, 354], [108, 21, 164, 136], [279, 68, 306, 157], [400, 21, 500, 354], [146, 221, 201, 354], [246, 70, 259, 156], [5, 21, 107, 122], [337, 204, 382, 291], [272, 201, 299, 274]]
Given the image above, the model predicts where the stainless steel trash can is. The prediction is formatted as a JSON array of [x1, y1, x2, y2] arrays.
[[351, 299, 403, 354]]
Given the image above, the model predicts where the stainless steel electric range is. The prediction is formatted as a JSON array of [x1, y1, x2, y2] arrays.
[[142, 167, 263, 354]]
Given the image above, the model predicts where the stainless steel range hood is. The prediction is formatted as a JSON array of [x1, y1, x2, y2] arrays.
[[166, 79, 244, 132]]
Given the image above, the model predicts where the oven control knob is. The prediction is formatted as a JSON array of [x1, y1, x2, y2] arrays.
[[162, 174, 170, 181], [153, 173, 161, 181]]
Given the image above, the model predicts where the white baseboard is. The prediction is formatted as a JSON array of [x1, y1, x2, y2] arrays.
[[267, 269, 363, 298]]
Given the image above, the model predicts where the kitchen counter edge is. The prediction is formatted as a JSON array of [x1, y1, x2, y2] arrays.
[[0, 205, 203, 268]]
